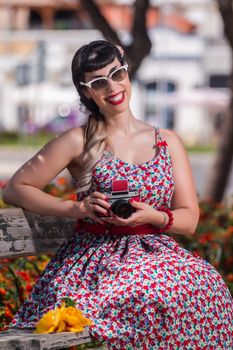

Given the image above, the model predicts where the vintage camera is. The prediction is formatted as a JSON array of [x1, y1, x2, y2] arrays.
[[102, 179, 140, 219]]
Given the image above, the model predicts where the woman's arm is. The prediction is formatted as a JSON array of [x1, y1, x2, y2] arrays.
[[161, 129, 199, 235], [2, 128, 85, 218]]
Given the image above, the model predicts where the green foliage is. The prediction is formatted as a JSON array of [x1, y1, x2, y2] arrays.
[[0, 131, 54, 148], [185, 144, 217, 153], [62, 297, 76, 307]]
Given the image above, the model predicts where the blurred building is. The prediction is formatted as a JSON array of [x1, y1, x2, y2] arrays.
[[0, 0, 87, 30], [0, 0, 165, 31], [0, 0, 231, 145]]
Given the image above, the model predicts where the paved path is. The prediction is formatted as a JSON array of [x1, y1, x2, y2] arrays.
[[0, 147, 233, 198]]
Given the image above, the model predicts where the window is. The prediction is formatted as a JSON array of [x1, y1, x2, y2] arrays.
[[209, 74, 229, 88], [29, 10, 42, 29], [54, 10, 82, 30], [144, 80, 176, 129]]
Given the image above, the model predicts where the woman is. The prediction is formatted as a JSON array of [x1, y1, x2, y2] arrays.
[[3, 40, 233, 349]]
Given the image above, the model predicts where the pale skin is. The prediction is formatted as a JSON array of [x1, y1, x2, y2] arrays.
[[3, 57, 199, 235]]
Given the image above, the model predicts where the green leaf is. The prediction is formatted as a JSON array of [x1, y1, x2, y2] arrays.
[[61, 297, 76, 307]]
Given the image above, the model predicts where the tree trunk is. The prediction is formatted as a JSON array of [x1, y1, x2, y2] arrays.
[[207, 0, 233, 202], [127, 0, 152, 77], [79, 0, 152, 79], [79, 0, 121, 45]]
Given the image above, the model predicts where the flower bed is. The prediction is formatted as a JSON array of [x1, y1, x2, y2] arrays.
[[0, 255, 50, 331], [0, 177, 232, 335], [174, 200, 233, 295]]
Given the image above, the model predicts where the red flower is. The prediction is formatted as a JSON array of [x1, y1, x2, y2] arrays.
[[4, 306, 13, 319], [25, 284, 33, 293], [56, 177, 67, 186], [16, 271, 30, 282], [0, 180, 7, 189], [198, 232, 214, 245], [0, 288, 7, 296], [226, 273, 233, 282]]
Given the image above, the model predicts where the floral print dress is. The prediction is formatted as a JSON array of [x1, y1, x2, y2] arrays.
[[10, 128, 233, 349]]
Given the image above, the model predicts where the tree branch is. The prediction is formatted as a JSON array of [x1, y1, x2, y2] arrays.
[[79, 0, 121, 45], [128, 0, 152, 77], [79, 0, 152, 79]]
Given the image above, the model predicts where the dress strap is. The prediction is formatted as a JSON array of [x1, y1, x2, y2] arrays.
[[155, 127, 168, 148]]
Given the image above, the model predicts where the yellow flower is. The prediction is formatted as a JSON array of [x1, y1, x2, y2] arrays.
[[34, 303, 66, 334], [34, 303, 92, 334], [61, 306, 93, 332]]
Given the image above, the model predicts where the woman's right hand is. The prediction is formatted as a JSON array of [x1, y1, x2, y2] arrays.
[[72, 191, 111, 224]]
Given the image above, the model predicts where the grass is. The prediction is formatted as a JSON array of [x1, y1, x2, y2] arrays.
[[0, 132, 54, 148], [186, 144, 217, 153], [0, 132, 217, 153]]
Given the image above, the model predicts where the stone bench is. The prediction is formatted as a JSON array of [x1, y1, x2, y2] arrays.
[[0, 208, 105, 350]]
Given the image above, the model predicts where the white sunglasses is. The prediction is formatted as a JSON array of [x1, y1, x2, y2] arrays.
[[80, 64, 128, 91]]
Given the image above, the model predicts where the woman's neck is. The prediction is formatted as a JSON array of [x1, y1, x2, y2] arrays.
[[104, 110, 138, 137]]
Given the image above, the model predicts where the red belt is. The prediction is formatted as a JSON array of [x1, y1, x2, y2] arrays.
[[75, 220, 157, 236]]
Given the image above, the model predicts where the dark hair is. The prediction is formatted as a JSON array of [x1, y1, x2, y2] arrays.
[[71, 40, 127, 192], [71, 40, 126, 117]]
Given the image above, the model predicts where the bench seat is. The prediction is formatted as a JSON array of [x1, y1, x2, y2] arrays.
[[0, 208, 107, 349], [0, 328, 94, 350]]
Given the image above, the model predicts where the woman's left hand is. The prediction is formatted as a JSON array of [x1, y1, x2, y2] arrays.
[[104, 200, 160, 227]]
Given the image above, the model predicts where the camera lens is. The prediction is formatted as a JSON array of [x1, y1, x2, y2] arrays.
[[111, 199, 134, 219]]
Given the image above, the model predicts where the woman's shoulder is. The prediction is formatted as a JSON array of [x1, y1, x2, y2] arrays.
[[41, 127, 85, 164], [54, 127, 84, 149], [60, 126, 84, 139], [159, 128, 186, 156], [159, 128, 184, 145]]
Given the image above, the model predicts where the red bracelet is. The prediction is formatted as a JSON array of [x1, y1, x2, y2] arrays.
[[155, 206, 174, 233]]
